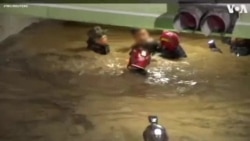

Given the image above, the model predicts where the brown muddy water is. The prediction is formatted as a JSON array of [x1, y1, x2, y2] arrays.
[[0, 20, 250, 141]]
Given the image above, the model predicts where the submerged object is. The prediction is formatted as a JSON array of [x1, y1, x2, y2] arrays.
[[127, 47, 151, 73], [208, 39, 223, 53], [160, 31, 187, 59], [143, 115, 168, 141]]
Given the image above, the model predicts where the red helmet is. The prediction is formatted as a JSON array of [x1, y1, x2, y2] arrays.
[[160, 31, 179, 50]]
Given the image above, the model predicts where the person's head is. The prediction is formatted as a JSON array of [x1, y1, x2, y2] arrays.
[[130, 28, 150, 43], [160, 31, 179, 50], [88, 26, 108, 45]]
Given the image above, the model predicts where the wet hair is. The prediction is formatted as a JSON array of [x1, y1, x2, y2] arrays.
[[130, 28, 142, 35]]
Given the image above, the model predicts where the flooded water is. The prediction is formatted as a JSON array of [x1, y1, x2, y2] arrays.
[[0, 20, 250, 141]]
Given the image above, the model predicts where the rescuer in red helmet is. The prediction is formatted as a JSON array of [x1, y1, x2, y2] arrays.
[[159, 30, 187, 59]]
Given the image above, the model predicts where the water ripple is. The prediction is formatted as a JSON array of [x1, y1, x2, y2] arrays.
[[145, 60, 197, 86]]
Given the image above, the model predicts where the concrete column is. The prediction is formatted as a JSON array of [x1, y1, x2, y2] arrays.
[[0, 13, 40, 41]]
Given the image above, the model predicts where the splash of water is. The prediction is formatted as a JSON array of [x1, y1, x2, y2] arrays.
[[146, 67, 171, 85], [145, 60, 198, 87]]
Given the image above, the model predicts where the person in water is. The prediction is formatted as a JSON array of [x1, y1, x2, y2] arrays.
[[230, 38, 250, 56], [129, 28, 160, 55], [86, 26, 110, 55], [159, 30, 187, 59], [129, 28, 187, 59]]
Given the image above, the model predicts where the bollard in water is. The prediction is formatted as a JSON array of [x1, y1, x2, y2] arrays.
[[208, 39, 223, 53], [143, 115, 169, 141]]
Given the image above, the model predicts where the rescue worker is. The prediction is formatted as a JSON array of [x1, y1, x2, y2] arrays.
[[143, 115, 169, 141], [159, 30, 187, 59], [127, 28, 157, 75], [86, 26, 110, 55]]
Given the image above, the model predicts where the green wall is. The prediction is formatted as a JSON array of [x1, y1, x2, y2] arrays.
[[0, 4, 177, 30], [1, 4, 250, 38], [233, 13, 250, 38]]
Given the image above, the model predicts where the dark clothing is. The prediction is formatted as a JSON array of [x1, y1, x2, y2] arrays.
[[87, 38, 110, 55], [161, 45, 187, 59], [144, 41, 161, 54], [130, 40, 160, 55], [231, 45, 249, 56], [143, 124, 168, 141], [230, 39, 250, 56]]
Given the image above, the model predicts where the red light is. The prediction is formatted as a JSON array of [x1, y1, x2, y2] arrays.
[[206, 15, 225, 32], [179, 12, 197, 29]]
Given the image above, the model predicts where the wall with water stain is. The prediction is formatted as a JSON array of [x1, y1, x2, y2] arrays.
[[0, 4, 176, 33], [0, 14, 40, 41]]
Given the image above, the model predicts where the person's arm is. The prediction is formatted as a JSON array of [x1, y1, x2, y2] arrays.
[[152, 41, 161, 53], [146, 40, 161, 54]]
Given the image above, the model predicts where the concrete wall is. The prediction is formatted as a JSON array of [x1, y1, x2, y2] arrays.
[[0, 13, 40, 41], [0, 4, 176, 33]]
